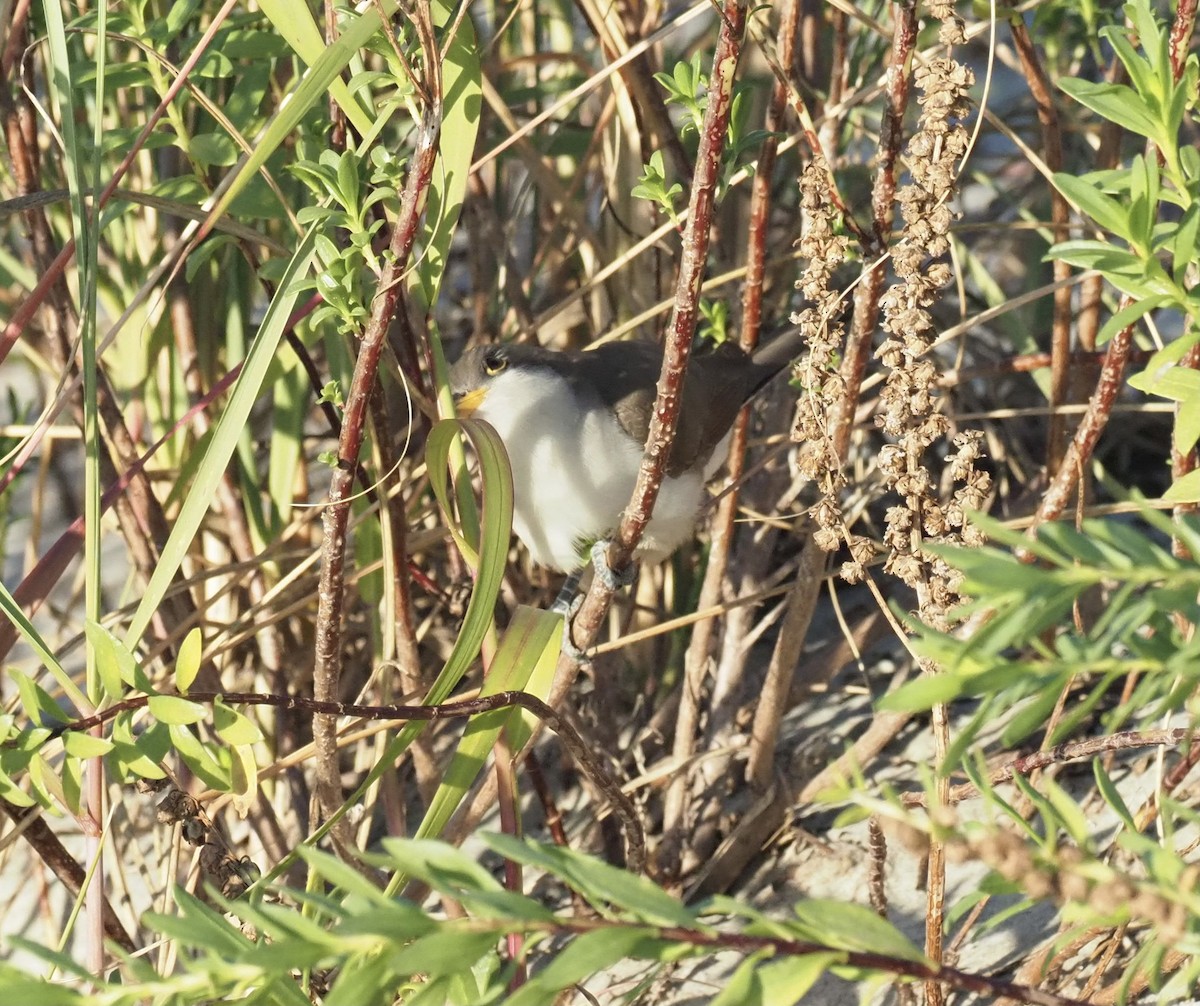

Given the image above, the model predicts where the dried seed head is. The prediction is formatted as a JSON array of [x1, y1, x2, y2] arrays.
[[871, 27, 985, 630]]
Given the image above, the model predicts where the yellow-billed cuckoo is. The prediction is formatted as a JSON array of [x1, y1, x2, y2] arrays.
[[448, 327, 804, 580]]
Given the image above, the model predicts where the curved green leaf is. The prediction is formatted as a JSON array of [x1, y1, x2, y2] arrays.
[[789, 899, 926, 964], [274, 414, 516, 874], [483, 833, 695, 928], [175, 627, 202, 695], [214, 696, 264, 745], [411, 604, 562, 850], [148, 695, 207, 726], [61, 732, 113, 759]]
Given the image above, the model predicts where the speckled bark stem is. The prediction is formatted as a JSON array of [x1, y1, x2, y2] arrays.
[[312, 60, 442, 850]]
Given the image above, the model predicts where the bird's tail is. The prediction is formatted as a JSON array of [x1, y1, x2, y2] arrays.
[[745, 322, 807, 398]]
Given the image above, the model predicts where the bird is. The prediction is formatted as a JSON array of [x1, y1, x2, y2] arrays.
[[448, 326, 804, 578]]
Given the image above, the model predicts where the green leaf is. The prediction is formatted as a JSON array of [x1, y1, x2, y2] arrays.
[[324, 955, 396, 1006], [109, 715, 168, 780], [192, 49, 234, 80], [508, 929, 656, 1006], [168, 724, 230, 789], [146, 888, 253, 957], [877, 671, 965, 712], [995, 685, 1064, 750], [213, 697, 264, 745], [1128, 360, 1200, 402], [1127, 153, 1159, 249], [61, 753, 82, 813], [1094, 761, 1136, 831], [1094, 293, 1172, 346], [380, 837, 505, 896], [175, 627, 202, 695], [1169, 206, 1200, 280], [1058, 78, 1159, 140], [1042, 778, 1092, 848], [789, 900, 927, 963], [1051, 172, 1133, 240], [27, 752, 63, 808], [1102, 9, 1165, 108], [10, 670, 69, 726], [294, 846, 400, 909], [228, 740, 259, 815], [335, 149, 360, 211], [482, 834, 697, 928], [712, 950, 843, 1006], [1176, 397, 1200, 457], [712, 950, 770, 1006], [148, 695, 207, 725], [189, 131, 238, 166], [1048, 240, 1148, 279], [1164, 469, 1200, 503], [0, 582, 80, 707], [0, 757, 37, 807], [61, 732, 113, 759], [328, 898, 438, 943], [85, 619, 140, 698], [388, 927, 501, 979], [1, 945, 93, 995]]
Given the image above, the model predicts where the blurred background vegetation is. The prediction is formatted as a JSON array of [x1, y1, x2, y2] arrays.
[[0, 0, 1198, 1002]]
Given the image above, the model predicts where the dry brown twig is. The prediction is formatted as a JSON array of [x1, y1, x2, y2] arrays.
[[311, 0, 444, 857]]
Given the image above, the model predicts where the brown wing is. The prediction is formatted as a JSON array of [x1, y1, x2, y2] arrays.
[[571, 340, 660, 442], [577, 341, 759, 477]]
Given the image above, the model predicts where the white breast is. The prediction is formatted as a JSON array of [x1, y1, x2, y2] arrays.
[[474, 368, 707, 571]]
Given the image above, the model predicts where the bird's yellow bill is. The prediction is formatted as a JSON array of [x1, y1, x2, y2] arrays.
[[454, 387, 488, 418]]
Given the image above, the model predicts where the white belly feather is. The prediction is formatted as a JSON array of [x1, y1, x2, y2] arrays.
[[474, 368, 707, 571]]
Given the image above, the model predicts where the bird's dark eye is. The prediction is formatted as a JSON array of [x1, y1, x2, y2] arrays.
[[483, 349, 508, 376]]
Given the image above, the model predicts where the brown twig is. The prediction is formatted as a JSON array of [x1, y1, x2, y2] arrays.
[[1029, 307, 1135, 532], [526, 750, 570, 850], [1168, 0, 1198, 79], [0, 798, 137, 954], [1008, 16, 1072, 476], [657, 0, 801, 885], [867, 815, 888, 917], [557, 0, 748, 683], [900, 728, 1196, 807], [548, 917, 1098, 1006], [311, 2, 443, 852]]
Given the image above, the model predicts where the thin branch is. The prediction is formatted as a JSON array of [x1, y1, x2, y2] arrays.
[[312, 3, 443, 851], [558, 0, 748, 677], [1008, 15, 1072, 475], [900, 728, 1196, 807], [38, 688, 645, 875], [552, 917, 1098, 1006], [1029, 307, 1135, 532]]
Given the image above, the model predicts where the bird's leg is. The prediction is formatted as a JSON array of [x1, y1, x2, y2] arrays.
[[590, 539, 637, 590], [551, 569, 583, 614], [551, 570, 592, 661], [551, 589, 591, 662], [549, 544, 635, 662]]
